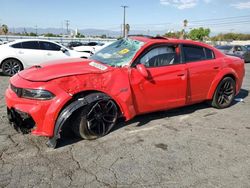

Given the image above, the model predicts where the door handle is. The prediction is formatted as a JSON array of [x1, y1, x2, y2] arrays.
[[18, 51, 24, 54], [47, 53, 52, 56], [213, 66, 219, 70], [177, 73, 185, 77]]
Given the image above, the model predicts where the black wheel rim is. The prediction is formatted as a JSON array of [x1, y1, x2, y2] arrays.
[[217, 80, 234, 106], [86, 100, 117, 136], [3, 60, 21, 75]]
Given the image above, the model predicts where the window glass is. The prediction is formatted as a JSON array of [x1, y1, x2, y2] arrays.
[[88, 42, 98, 46], [139, 46, 179, 67], [90, 38, 144, 67], [11, 42, 22, 48], [39, 41, 61, 51], [216, 46, 232, 50], [21, 41, 40, 50], [234, 46, 242, 51], [241, 46, 248, 52], [183, 45, 206, 62], [205, 48, 214, 59]]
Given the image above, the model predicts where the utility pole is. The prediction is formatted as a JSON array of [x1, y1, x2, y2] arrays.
[[121, 5, 128, 38], [65, 20, 70, 35], [35, 25, 38, 36]]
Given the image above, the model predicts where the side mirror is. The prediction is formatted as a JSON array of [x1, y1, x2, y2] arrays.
[[136, 64, 149, 79], [60, 47, 68, 53]]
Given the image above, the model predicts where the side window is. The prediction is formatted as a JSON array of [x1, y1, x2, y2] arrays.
[[39, 42, 61, 51], [11, 43, 22, 49], [139, 46, 180, 68], [241, 46, 248, 52], [183, 45, 206, 62], [234, 46, 242, 51], [205, 48, 215, 59], [21, 41, 40, 50]]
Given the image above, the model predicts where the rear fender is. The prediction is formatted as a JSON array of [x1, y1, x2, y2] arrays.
[[207, 68, 239, 99]]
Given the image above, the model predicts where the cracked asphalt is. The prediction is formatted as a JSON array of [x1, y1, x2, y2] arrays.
[[0, 64, 250, 188]]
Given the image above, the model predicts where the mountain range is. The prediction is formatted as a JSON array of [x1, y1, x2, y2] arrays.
[[9, 27, 166, 37]]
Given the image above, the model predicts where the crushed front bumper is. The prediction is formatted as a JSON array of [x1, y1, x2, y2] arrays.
[[7, 108, 36, 134]]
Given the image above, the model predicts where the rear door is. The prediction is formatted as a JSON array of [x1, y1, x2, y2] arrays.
[[14, 41, 46, 66], [130, 44, 187, 114], [182, 44, 220, 103]]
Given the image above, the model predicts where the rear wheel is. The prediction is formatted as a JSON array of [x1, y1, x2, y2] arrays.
[[72, 94, 118, 140], [211, 77, 236, 109], [2, 59, 23, 76]]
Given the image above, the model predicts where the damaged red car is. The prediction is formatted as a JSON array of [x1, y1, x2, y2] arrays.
[[5, 36, 245, 148]]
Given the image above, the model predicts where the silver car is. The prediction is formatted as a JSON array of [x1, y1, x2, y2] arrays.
[[216, 45, 250, 63]]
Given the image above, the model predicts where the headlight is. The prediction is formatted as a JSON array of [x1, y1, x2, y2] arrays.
[[22, 89, 55, 100], [10, 84, 55, 100]]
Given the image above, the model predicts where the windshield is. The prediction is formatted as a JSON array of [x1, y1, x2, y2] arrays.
[[216, 46, 232, 50], [90, 38, 145, 67]]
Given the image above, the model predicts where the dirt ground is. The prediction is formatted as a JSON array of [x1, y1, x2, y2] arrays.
[[0, 64, 249, 188]]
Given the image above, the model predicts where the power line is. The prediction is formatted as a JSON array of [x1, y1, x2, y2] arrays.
[[190, 15, 250, 23]]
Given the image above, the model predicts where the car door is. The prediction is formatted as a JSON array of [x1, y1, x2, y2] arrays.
[[39, 41, 71, 61], [129, 44, 187, 114], [14, 41, 46, 66], [182, 44, 220, 103]]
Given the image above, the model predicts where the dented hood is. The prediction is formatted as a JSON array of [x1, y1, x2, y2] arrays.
[[18, 58, 111, 82]]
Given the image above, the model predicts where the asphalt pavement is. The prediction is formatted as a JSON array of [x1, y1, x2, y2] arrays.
[[0, 64, 249, 187]]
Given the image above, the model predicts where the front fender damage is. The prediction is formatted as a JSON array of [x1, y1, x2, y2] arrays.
[[46, 93, 109, 148]]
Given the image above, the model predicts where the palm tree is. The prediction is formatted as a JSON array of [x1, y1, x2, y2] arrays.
[[1, 24, 9, 40]]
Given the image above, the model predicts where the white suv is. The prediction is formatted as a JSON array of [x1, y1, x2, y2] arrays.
[[0, 39, 91, 76]]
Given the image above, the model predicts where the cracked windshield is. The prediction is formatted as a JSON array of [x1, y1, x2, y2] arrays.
[[90, 38, 144, 67]]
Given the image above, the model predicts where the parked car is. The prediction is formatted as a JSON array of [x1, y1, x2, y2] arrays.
[[245, 45, 250, 51], [0, 39, 91, 76], [215, 45, 250, 62], [0, 39, 8, 45], [67, 41, 84, 49], [5, 36, 245, 148], [73, 41, 113, 55]]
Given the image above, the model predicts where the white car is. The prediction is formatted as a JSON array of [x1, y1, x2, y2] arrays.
[[0, 39, 91, 76], [73, 42, 113, 55], [0, 39, 8, 45]]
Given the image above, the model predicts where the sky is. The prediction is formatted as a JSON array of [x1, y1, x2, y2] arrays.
[[1, 0, 250, 34]]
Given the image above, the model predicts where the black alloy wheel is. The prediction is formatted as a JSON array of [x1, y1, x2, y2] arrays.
[[72, 95, 118, 140], [2, 59, 22, 76], [211, 77, 236, 109]]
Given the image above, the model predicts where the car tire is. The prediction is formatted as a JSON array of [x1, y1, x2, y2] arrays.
[[2, 59, 23, 76], [211, 77, 236, 109], [72, 93, 118, 140]]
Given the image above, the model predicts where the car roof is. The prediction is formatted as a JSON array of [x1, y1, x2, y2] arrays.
[[9, 39, 60, 44], [129, 35, 213, 49]]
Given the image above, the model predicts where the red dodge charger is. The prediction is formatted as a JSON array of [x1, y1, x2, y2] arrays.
[[5, 36, 245, 148]]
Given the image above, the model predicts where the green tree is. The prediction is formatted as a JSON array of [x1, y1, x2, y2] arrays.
[[44, 33, 61, 37], [164, 31, 182, 38], [29, 32, 37, 36], [188, 27, 210, 41], [100, 34, 107, 39], [210, 33, 250, 41], [76, 32, 85, 38], [1, 24, 8, 35]]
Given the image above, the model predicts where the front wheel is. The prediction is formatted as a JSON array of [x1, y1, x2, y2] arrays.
[[211, 77, 236, 109], [72, 95, 118, 140]]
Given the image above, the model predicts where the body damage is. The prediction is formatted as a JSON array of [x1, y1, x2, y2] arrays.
[[5, 37, 245, 148], [6, 59, 136, 138]]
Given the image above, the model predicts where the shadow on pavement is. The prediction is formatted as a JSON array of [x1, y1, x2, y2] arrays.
[[56, 89, 249, 148]]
